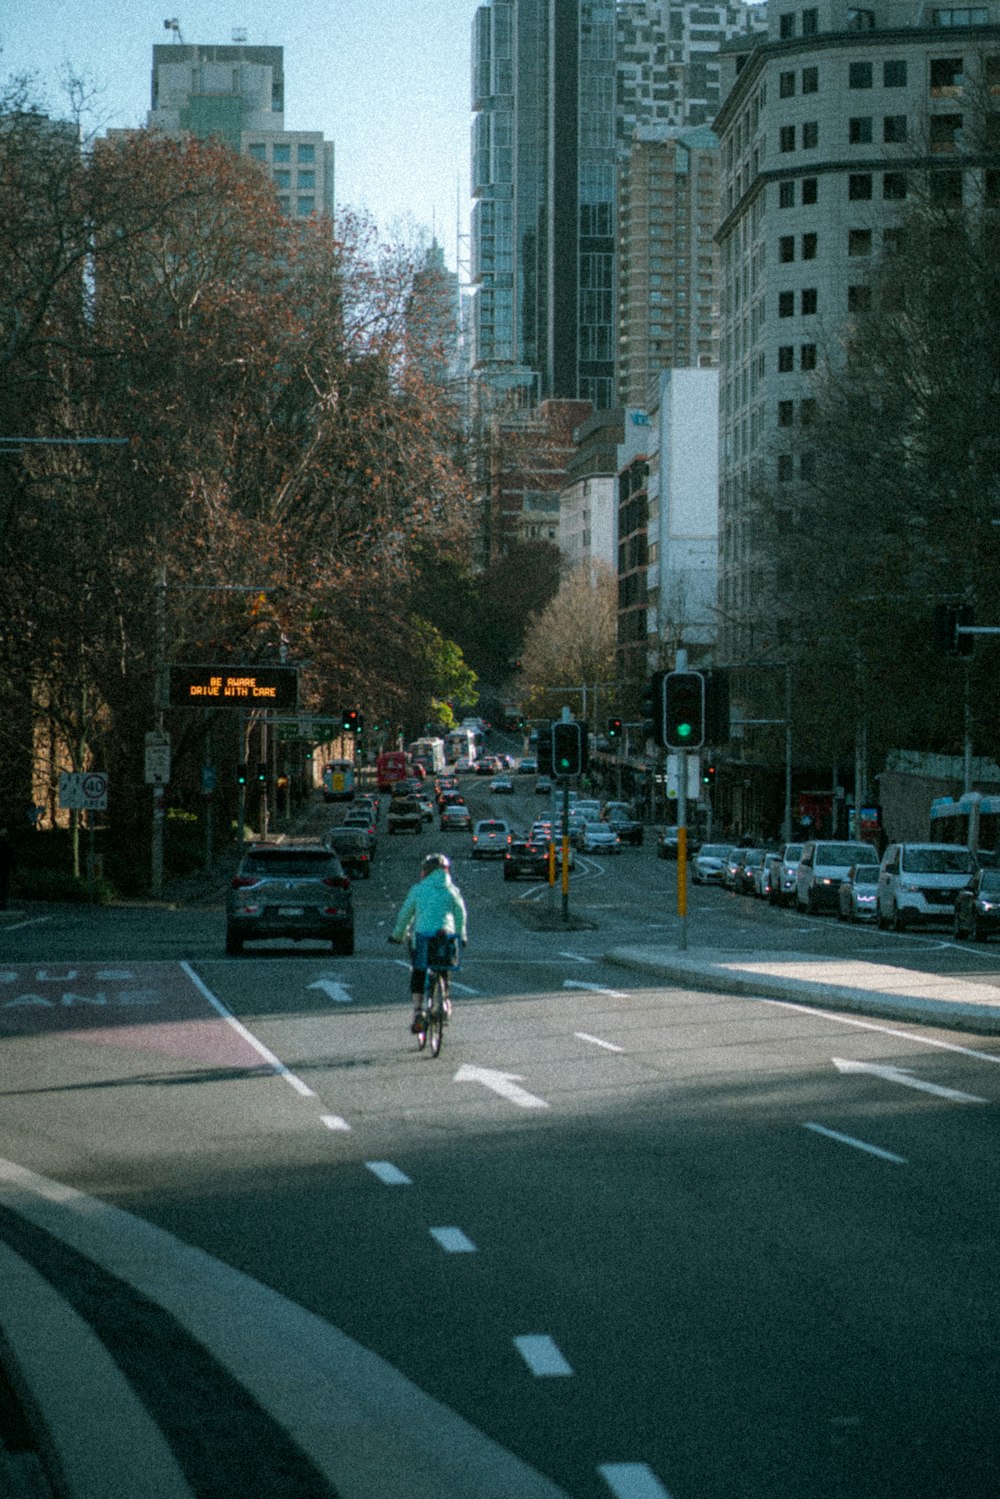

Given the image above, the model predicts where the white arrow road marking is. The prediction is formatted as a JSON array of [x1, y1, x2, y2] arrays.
[[576, 1032, 624, 1053], [598, 1463, 675, 1498], [429, 1227, 477, 1253], [559, 951, 595, 963], [563, 980, 630, 999], [833, 1057, 987, 1104], [454, 1065, 550, 1110], [308, 978, 354, 1004], [365, 1161, 412, 1185], [514, 1335, 573, 1377], [321, 1115, 351, 1132], [802, 1122, 907, 1164]]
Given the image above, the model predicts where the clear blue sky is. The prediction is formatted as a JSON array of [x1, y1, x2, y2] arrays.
[[1, 0, 475, 270]]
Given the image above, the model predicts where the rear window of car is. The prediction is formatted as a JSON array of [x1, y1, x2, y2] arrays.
[[329, 831, 367, 848], [818, 844, 872, 865], [478, 822, 506, 833], [243, 850, 336, 876]]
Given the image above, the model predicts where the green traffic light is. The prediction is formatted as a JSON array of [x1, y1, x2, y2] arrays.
[[677, 722, 692, 739]]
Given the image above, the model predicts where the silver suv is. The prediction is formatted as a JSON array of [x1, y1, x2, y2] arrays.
[[226, 842, 354, 956], [876, 842, 975, 930]]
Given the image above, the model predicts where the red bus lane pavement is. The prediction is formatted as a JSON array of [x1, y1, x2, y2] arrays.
[[0, 961, 281, 1076]]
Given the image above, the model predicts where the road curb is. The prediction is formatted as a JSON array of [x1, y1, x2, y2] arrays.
[[604, 946, 1000, 1034]]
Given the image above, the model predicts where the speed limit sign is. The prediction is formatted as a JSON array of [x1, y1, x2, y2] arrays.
[[81, 773, 108, 810]]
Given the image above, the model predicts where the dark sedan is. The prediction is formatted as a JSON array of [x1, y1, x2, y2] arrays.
[[953, 868, 1000, 942], [323, 826, 372, 879], [503, 841, 550, 881]]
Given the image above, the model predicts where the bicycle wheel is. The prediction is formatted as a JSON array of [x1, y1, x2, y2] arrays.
[[428, 973, 445, 1057]]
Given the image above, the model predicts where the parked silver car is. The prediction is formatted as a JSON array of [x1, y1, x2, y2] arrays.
[[766, 843, 804, 907], [837, 862, 880, 922], [692, 844, 733, 885]]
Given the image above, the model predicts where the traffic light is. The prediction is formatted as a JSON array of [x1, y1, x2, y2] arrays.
[[664, 671, 705, 750], [236, 762, 248, 786], [341, 707, 358, 732], [257, 767, 268, 788], [934, 603, 974, 657], [703, 764, 717, 788], [552, 720, 586, 778], [350, 711, 363, 735], [607, 716, 623, 742], [641, 672, 667, 747]]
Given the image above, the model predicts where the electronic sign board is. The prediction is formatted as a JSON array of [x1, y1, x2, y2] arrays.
[[169, 666, 299, 711]]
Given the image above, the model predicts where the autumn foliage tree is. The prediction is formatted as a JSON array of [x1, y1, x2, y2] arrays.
[[0, 82, 471, 874]]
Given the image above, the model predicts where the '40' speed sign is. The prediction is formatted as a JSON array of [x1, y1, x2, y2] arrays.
[[59, 772, 109, 811]]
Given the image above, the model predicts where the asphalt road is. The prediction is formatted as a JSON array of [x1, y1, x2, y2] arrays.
[[1, 773, 999, 1498]]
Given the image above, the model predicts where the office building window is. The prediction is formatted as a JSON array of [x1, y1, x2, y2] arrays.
[[779, 290, 795, 316], [273, 169, 291, 188], [802, 231, 818, 258], [780, 125, 796, 152], [849, 173, 873, 198], [849, 228, 873, 255], [273, 143, 291, 162], [297, 143, 316, 163], [930, 56, 964, 90], [883, 226, 907, 254], [297, 196, 315, 215], [929, 169, 964, 202], [848, 285, 872, 312], [802, 8, 819, 33], [780, 70, 796, 97], [849, 61, 873, 88], [884, 59, 907, 86], [802, 65, 819, 93], [802, 121, 819, 148], [779, 180, 795, 207], [884, 114, 908, 142], [779, 235, 795, 261], [780, 12, 795, 36], [801, 343, 817, 369], [778, 400, 795, 426], [297, 170, 316, 189], [802, 177, 818, 203], [800, 397, 817, 424], [801, 287, 818, 314], [778, 344, 795, 371], [248, 142, 266, 159], [800, 452, 817, 481], [778, 453, 794, 481], [849, 116, 873, 143], [883, 171, 908, 198]]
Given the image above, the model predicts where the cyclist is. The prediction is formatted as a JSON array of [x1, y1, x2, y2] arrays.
[[389, 852, 468, 1032]]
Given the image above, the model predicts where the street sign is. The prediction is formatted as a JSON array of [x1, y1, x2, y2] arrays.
[[59, 771, 109, 811], [144, 731, 171, 785]]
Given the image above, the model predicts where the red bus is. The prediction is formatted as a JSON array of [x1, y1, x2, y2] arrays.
[[376, 750, 410, 793]]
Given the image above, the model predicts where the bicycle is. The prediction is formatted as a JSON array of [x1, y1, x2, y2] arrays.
[[413, 933, 459, 1058]]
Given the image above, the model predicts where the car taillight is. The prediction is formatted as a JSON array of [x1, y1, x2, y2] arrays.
[[323, 875, 351, 890]]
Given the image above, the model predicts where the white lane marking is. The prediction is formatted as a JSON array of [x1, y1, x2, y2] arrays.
[[564, 980, 630, 999], [390, 960, 480, 995], [179, 961, 317, 1098], [802, 1122, 907, 1164], [576, 1032, 624, 1053], [0, 917, 51, 931], [599, 1463, 675, 1498], [321, 1115, 351, 1132], [754, 993, 1000, 1066], [454, 1065, 550, 1110], [514, 1335, 573, 1377], [429, 1227, 477, 1254], [308, 978, 353, 1003], [559, 951, 595, 964], [365, 1161, 412, 1186], [832, 1057, 987, 1103]]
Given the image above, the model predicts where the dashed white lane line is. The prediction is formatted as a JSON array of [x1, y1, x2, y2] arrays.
[[514, 1335, 574, 1377], [802, 1122, 907, 1165], [598, 1462, 674, 1498], [321, 1115, 351, 1132], [365, 1161, 413, 1186], [576, 1032, 624, 1053], [559, 951, 595, 964], [564, 980, 630, 998], [429, 1227, 477, 1253]]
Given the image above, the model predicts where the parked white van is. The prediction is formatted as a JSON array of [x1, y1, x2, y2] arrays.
[[876, 842, 976, 930], [796, 841, 874, 914]]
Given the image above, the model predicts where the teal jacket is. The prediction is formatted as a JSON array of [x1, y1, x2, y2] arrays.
[[392, 866, 468, 943]]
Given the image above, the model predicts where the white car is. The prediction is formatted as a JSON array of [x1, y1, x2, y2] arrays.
[[577, 821, 621, 855], [692, 844, 732, 885]]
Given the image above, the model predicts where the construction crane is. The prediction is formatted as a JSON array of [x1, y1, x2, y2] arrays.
[[163, 18, 185, 43]]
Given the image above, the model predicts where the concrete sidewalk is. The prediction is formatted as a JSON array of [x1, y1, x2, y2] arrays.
[[606, 944, 1000, 1034]]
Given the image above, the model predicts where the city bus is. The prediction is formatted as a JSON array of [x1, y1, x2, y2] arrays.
[[376, 749, 411, 793], [929, 792, 1000, 865], [407, 737, 446, 776], [322, 758, 355, 802]]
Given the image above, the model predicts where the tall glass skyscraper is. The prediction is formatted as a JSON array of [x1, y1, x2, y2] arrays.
[[471, 0, 617, 408]]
